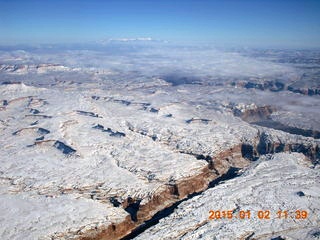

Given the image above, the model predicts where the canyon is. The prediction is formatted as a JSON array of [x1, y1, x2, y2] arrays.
[[0, 45, 319, 239]]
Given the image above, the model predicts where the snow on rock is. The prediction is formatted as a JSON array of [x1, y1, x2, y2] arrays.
[[0, 47, 319, 240], [136, 152, 320, 240], [0, 80, 319, 239], [0, 83, 255, 239], [0, 64, 70, 75], [0, 185, 127, 240]]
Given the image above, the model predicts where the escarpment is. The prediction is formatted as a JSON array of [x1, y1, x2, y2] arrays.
[[230, 103, 320, 139], [75, 129, 319, 240], [2, 35, 320, 240], [74, 145, 249, 240]]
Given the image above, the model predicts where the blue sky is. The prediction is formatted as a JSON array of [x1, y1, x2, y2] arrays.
[[1, 0, 320, 48]]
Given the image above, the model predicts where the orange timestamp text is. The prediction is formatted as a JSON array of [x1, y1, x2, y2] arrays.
[[208, 210, 308, 220]]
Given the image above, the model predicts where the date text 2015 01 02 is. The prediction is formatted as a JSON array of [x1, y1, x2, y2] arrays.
[[208, 210, 308, 220]]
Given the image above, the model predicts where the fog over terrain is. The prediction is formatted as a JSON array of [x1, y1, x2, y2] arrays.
[[0, 42, 297, 78], [1, 42, 319, 130], [0, 41, 319, 239]]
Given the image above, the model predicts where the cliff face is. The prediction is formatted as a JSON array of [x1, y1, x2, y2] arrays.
[[234, 105, 275, 123], [241, 130, 319, 164], [135, 152, 320, 240], [237, 80, 320, 96], [77, 131, 319, 240], [1, 81, 319, 240], [1, 47, 320, 240], [77, 145, 250, 240]]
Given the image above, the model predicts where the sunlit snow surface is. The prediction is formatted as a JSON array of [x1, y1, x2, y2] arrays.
[[136, 153, 320, 240], [0, 43, 319, 239]]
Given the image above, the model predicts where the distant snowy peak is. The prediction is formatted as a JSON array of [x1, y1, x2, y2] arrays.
[[110, 37, 153, 42], [98, 37, 168, 44]]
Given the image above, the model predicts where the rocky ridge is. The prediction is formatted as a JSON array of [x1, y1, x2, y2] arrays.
[[0, 82, 319, 240], [0, 46, 319, 240]]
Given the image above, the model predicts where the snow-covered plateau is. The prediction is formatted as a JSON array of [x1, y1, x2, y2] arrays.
[[0, 44, 319, 240], [136, 152, 320, 240]]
